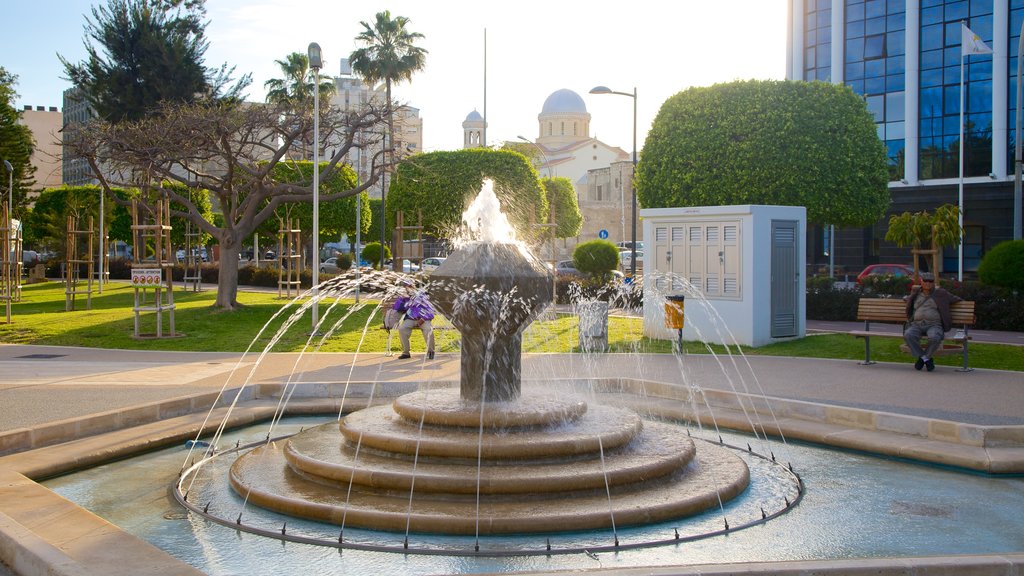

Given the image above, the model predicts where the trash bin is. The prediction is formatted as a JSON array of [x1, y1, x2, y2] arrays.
[[663, 295, 685, 329], [577, 300, 609, 353]]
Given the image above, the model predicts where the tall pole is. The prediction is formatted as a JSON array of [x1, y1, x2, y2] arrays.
[[308, 42, 322, 330], [1016, 20, 1024, 240], [516, 135, 550, 177], [98, 185, 104, 293], [3, 160, 10, 324], [355, 146, 361, 303], [483, 29, 487, 148], [630, 86, 637, 279], [380, 133, 387, 270], [958, 46, 965, 282], [589, 86, 639, 278]]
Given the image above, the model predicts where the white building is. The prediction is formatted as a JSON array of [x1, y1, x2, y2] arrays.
[[19, 105, 63, 195], [332, 58, 422, 198]]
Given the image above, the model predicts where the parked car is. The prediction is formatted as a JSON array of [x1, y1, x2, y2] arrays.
[[616, 241, 644, 251], [420, 257, 446, 272], [619, 250, 644, 269], [554, 260, 583, 278], [856, 264, 914, 284], [320, 257, 343, 274]]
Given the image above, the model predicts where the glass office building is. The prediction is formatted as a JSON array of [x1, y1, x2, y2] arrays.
[[788, 0, 1021, 274]]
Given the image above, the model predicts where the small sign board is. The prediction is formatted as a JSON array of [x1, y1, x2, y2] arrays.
[[598, 229, 609, 239], [131, 268, 162, 287]]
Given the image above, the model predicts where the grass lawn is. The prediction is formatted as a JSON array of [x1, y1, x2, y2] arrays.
[[2, 281, 1021, 372]]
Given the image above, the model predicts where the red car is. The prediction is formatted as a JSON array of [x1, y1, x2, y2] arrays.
[[856, 264, 915, 284]]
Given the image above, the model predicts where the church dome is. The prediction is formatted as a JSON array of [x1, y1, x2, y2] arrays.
[[465, 110, 483, 121], [541, 89, 587, 114]]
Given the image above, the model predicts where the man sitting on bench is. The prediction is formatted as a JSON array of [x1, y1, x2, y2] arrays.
[[904, 272, 962, 372]]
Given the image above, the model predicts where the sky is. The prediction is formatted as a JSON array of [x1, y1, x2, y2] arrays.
[[3, 0, 789, 155]]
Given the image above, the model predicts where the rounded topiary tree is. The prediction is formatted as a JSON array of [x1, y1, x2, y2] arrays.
[[978, 239, 1024, 290], [361, 241, 391, 270], [637, 79, 889, 227], [573, 240, 620, 281], [388, 148, 552, 238]]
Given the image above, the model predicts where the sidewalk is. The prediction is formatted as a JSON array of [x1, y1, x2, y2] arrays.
[[2, 344, 1021, 435]]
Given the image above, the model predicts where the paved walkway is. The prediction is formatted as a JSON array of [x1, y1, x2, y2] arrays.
[[2, 343, 1021, 433]]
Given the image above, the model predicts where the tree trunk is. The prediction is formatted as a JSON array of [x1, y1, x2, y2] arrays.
[[215, 241, 242, 309]]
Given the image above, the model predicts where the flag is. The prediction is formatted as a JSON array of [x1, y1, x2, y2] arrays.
[[962, 23, 993, 56]]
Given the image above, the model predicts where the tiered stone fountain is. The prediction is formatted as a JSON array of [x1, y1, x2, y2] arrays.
[[228, 213, 751, 535]]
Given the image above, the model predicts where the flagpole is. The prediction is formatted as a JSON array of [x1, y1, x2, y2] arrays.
[[959, 39, 965, 283]]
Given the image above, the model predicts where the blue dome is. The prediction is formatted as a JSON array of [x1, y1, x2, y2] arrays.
[[465, 110, 483, 121], [541, 89, 587, 114]]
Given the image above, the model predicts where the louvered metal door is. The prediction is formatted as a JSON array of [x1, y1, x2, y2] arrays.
[[770, 220, 798, 338]]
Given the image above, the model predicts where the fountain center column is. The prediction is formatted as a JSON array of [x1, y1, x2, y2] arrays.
[[428, 242, 553, 402]]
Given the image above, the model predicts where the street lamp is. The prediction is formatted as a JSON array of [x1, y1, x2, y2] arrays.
[[308, 42, 323, 331], [590, 85, 638, 277], [516, 135, 550, 178], [354, 145, 362, 303]]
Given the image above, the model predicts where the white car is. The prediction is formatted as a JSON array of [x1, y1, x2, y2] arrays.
[[619, 250, 643, 268], [401, 259, 420, 273], [420, 257, 446, 272], [320, 257, 343, 274]]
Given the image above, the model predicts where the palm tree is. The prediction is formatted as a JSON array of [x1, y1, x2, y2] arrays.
[[264, 52, 333, 109], [349, 10, 427, 267], [349, 11, 427, 143]]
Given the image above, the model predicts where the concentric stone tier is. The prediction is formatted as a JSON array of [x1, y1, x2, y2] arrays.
[[340, 402, 643, 460], [392, 389, 588, 428], [230, 431, 748, 535], [284, 420, 696, 494]]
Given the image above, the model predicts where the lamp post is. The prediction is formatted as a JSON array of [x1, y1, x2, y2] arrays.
[[354, 145, 362, 303], [1016, 20, 1024, 241], [516, 135, 550, 178], [380, 133, 388, 271], [308, 42, 322, 331], [590, 85, 637, 278]]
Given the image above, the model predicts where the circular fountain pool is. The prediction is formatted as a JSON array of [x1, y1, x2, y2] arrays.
[[175, 389, 801, 555]]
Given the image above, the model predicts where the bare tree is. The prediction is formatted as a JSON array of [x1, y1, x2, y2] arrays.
[[65, 99, 395, 309]]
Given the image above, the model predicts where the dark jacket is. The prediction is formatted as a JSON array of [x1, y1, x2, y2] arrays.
[[905, 286, 962, 332]]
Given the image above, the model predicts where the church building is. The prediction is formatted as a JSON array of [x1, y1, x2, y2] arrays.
[[463, 88, 634, 259]]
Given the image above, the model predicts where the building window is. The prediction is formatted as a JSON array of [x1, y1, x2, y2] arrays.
[[919, 3, 992, 179], [845, 0, 906, 182], [804, 0, 832, 81], [943, 224, 983, 272], [1009, 5, 1024, 170]]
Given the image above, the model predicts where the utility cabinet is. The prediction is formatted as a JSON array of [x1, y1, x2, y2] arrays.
[[641, 205, 806, 347]]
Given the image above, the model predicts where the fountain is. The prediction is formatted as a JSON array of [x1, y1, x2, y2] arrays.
[[179, 180, 799, 552]]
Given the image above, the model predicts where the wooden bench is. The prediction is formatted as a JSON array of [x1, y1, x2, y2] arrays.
[[849, 298, 976, 372]]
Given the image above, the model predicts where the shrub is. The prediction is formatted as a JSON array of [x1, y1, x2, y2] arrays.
[[806, 275, 836, 290], [804, 279, 1024, 331], [572, 240, 620, 280], [978, 239, 1024, 291], [858, 274, 913, 297], [337, 253, 353, 271], [805, 284, 861, 321], [554, 275, 641, 308], [362, 242, 390, 269]]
